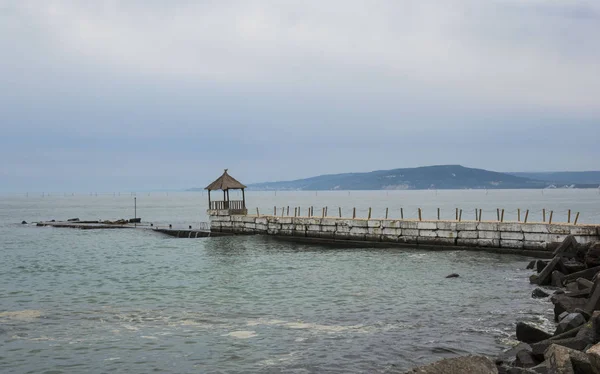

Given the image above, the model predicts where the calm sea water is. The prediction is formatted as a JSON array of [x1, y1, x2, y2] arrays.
[[1, 189, 599, 373]]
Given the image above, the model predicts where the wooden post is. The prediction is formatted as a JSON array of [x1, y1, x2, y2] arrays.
[[208, 190, 211, 209], [518, 208, 521, 222], [479, 209, 482, 222], [455, 208, 458, 221], [385, 207, 389, 219], [574, 212, 580, 225], [418, 208, 422, 221], [325, 206, 328, 217], [459, 209, 462, 222], [281, 207, 284, 217], [322, 207, 325, 218], [368, 207, 372, 220], [274, 206, 276, 216], [474, 208, 477, 221], [524, 210, 529, 223], [242, 189, 245, 209], [257, 207, 260, 217], [401, 208, 404, 219], [310, 206, 313, 217], [549, 211, 553, 224], [287, 206, 289, 216], [496, 208, 500, 221], [543, 209, 546, 222], [501, 209, 504, 222], [298, 207, 301, 216], [339, 207, 342, 218], [437, 208, 440, 220], [294, 207, 298, 217], [568, 209, 571, 223], [352, 207, 356, 219]]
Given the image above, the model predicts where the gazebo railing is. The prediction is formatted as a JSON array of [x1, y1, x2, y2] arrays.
[[210, 200, 245, 210]]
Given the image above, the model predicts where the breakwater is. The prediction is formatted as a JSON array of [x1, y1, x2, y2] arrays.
[[209, 211, 600, 256]]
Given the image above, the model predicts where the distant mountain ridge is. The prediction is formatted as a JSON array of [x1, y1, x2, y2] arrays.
[[508, 171, 600, 185], [187, 165, 600, 191], [245, 165, 549, 191]]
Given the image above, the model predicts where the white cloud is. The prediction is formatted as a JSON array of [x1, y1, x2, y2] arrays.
[[4, 0, 599, 113]]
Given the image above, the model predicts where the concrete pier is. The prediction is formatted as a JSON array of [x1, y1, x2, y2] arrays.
[[209, 210, 600, 256]]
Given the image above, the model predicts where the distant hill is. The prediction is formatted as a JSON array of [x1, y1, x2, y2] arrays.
[[509, 172, 600, 187], [244, 165, 549, 191]]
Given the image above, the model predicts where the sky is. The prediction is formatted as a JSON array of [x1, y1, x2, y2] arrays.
[[1, 0, 599, 192]]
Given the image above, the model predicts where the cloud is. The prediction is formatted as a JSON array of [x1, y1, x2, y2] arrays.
[[0, 0, 599, 191]]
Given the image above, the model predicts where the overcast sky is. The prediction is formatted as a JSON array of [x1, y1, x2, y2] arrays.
[[1, 0, 599, 192]]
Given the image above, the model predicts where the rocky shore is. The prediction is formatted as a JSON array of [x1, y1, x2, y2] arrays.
[[405, 236, 600, 374]]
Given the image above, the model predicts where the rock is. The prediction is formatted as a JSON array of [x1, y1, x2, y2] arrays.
[[527, 260, 536, 270], [528, 362, 548, 374], [586, 343, 600, 372], [21, 220, 27, 224], [585, 243, 600, 268], [544, 344, 576, 374], [532, 256, 562, 286], [551, 294, 587, 321], [555, 313, 586, 335], [585, 277, 600, 314], [505, 368, 539, 374], [515, 349, 539, 368], [577, 278, 594, 290], [405, 355, 498, 373], [563, 266, 600, 284], [67, 218, 80, 222], [552, 270, 566, 287], [553, 235, 577, 257], [559, 312, 570, 322], [496, 343, 531, 367], [129, 218, 141, 223], [563, 260, 586, 274], [516, 322, 553, 344], [531, 331, 593, 361], [446, 273, 459, 278], [537, 260, 549, 274], [532, 288, 550, 299]]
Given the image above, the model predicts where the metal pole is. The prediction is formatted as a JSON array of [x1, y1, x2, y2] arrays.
[[134, 197, 137, 227]]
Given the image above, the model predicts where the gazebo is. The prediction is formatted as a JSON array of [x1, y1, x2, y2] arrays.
[[205, 169, 247, 214]]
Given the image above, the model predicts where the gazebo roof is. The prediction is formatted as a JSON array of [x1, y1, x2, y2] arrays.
[[205, 169, 247, 191]]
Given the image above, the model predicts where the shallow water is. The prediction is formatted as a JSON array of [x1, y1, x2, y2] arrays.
[[2, 189, 597, 373]]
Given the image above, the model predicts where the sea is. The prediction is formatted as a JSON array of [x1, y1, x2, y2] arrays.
[[1, 189, 599, 373]]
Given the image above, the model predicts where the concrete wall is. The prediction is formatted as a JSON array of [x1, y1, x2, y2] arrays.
[[208, 211, 600, 252]]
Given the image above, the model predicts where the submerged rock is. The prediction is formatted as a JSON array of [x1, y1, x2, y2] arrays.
[[445, 273, 459, 278], [405, 355, 498, 374], [21, 220, 27, 224], [531, 288, 549, 299], [526, 260, 536, 270]]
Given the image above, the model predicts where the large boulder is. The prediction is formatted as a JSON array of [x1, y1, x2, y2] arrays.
[[585, 243, 600, 268], [554, 313, 586, 335], [536, 260, 548, 274], [404, 355, 498, 374], [543, 344, 593, 374], [586, 342, 600, 372], [516, 322, 553, 344]]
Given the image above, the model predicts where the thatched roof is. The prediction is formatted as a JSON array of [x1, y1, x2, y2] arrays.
[[205, 169, 247, 191]]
